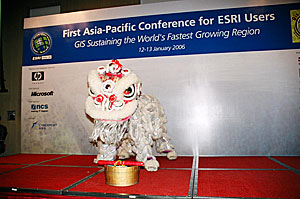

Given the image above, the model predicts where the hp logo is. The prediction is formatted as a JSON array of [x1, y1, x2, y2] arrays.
[[32, 71, 44, 81]]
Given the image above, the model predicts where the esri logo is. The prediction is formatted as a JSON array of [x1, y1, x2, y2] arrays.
[[32, 71, 44, 81], [31, 32, 51, 54]]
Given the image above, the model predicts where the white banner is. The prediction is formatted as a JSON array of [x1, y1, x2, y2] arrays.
[[21, 0, 300, 155]]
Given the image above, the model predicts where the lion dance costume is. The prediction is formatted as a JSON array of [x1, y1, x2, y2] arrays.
[[85, 60, 177, 171]]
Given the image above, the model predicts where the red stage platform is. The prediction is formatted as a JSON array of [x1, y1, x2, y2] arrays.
[[0, 154, 299, 198]]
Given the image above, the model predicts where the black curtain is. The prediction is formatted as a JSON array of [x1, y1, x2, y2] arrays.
[[0, 0, 7, 92]]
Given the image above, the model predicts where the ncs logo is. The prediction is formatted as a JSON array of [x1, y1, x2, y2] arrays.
[[31, 104, 48, 112]]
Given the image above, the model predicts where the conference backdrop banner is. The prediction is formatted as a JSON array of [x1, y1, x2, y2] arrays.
[[21, 1, 300, 155]]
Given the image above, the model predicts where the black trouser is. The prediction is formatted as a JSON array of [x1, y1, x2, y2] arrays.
[[0, 125, 7, 154]]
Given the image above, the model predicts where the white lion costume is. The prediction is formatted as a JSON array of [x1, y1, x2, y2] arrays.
[[85, 60, 177, 171]]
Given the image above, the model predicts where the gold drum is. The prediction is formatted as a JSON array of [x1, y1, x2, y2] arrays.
[[104, 165, 140, 187]]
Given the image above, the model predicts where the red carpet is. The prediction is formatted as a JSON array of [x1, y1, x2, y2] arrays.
[[40, 155, 97, 167], [156, 156, 193, 168], [199, 156, 285, 169], [70, 169, 191, 196], [197, 170, 300, 199], [0, 154, 66, 164], [272, 156, 300, 169], [0, 165, 101, 190], [0, 165, 25, 173], [0, 192, 116, 199], [1, 154, 300, 198]]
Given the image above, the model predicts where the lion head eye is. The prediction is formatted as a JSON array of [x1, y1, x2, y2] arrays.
[[89, 87, 96, 97], [124, 84, 136, 100]]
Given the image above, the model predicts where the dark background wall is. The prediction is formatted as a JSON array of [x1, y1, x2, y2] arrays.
[[0, 0, 140, 155]]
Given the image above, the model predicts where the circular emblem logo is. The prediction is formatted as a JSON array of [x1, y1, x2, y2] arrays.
[[295, 16, 300, 37], [31, 32, 51, 54]]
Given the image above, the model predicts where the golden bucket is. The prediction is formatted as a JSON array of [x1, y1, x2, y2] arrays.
[[104, 165, 140, 187]]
